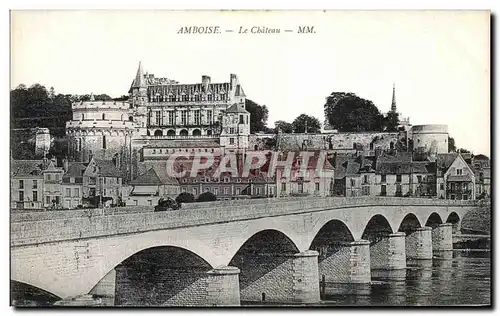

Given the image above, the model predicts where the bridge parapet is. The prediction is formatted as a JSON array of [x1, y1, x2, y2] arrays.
[[11, 197, 478, 248]]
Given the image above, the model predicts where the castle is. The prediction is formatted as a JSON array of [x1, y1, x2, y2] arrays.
[[65, 62, 450, 182], [66, 62, 250, 180]]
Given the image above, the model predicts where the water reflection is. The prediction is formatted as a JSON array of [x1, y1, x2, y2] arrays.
[[322, 251, 490, 306]]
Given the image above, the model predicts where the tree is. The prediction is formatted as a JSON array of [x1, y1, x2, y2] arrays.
[[458, 148, 471, 154], [175, 192, 195, 204], [324, 92, 384, 132], [384, 111, 400, 132], [245, 99, 269, 133], [274, 120, 294, 133], [448, 136, 456, 153], [196, 191, 217, 202], [292, 114, 321, 133], [113, 95, 130, 101]]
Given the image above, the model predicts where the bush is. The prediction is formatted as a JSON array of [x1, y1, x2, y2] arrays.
[[175, 192, 195, 204], [196, 192, 217, 202]]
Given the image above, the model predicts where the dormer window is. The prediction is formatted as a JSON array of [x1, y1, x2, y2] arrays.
[[457, 169, 463, 175]]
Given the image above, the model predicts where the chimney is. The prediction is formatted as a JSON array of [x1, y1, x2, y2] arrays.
[[63, 158, 69, 172], [230, 74, 237, 89], [202, 75, 211, 92]]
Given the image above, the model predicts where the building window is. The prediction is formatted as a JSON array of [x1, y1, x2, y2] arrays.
[[19, 191, 24, 201], [463, 194, 468, 200], [281, 182, 286, 192], [230, 127, 235, 134], [363, 175, 369, 184], [450, 194, 455, 200], [134, 200, 138, 206], [396, 174, 402, 183], [229, 138, 235, 145], [417, 175, 422, 183], [362, 186, 370, 196], [78, 138, 82, 151], [298, 183, 303, 193], [239, 114, 244, 124], [214, 188, 219, 195], [451, 183, 456, 191], [102, 135, 106, 149], [350, 179, 355, 187], [19, 180, 24, 189], [148, 200, 152, 206], [155, 111, 161, 125], [236, 188, 241, 195], [463, 183, 468, 190], [181, 111, 187, 125], [457, 169, 463, 175], [193, 188, 198, 196], [194, 110, 201, 125], [73, 188, 80, 197], [65, 188, 71, 197], [102, 113, 106, 120], [46, 196, 51, 204], [381, 185, 387, 196], [32, 191, 38, 202], [396, 184, 402, 196], [381, 174, 386, 183], [32, 180, 37, 189], [315, 182, 320, 192], [207, 110, 213, 124], [440, 183, 444, 190]]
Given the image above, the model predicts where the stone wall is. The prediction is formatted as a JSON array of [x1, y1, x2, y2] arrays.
[[276, 132, 404, 154]]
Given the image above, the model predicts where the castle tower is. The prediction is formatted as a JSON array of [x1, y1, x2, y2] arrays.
[[129, 61, 148, 107], [391, 83, 397, 113]]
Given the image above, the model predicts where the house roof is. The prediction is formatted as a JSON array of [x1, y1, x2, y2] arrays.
[[11, 160, 44, 177], [226, 103, 249, 113], [92, 159, 122, 177], [63, 162, 87, 178], [130, 167, 179, 186], [412, 161, 436, 174], [473, 154, 489, 161], [436, 153, 459, 173]]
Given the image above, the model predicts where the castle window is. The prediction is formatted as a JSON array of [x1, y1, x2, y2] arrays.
[[207, 94, 213, 101], [181, 111, 187, 125], [102, 135, 106, 149], [182, 94, 189, 101], [207, 110, 213, 124], [102, 113, 106, 120], [194, 110, 201, 125], [195, 94, 200, 101], [353, 142, 357, 149], [81, 114, 85, 120]]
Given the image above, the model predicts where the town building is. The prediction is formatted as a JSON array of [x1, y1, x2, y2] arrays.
[[436, 153, 476, 200], [123, 167, 180, 206], [471, 154, 491, 198], [61, 162, 86, 209], [82, 158, 123, 207], [11, 160, 46, 209], [276, 151, 335, 198]]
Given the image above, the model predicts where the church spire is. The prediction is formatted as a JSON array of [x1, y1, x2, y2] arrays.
[[391, 83, 397, 113], [133, 61, 146, 88], [90, 92, 95, 102]]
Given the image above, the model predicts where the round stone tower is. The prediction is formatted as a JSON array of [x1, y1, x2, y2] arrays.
[[410, 124, 449, 154]]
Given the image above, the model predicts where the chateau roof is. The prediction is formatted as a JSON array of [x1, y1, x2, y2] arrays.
[[130, 167, 179, 186], [11, 160, 44, 177], [63, 162, 87, 179], [436, 153, 459, 173], [226, 103, 249, 113]]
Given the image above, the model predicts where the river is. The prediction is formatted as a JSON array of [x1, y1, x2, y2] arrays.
[[319, 250, 491, 307]]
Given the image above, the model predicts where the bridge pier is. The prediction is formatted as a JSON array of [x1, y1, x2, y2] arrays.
[[239, 250, 320, 304], [432, 223, 453, 259], [318, 240, 371, 284], [371, 232, 406, 271], [206, 266, 241, 306], [406, 227, 433, 260]]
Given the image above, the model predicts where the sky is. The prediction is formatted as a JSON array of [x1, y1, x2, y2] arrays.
[[10, 10, 490, 155]]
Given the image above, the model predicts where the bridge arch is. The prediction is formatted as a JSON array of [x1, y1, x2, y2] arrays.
[[397, 213, 422, 234], [425, 212, 443, 228], [228, 229, 300, 302], [446, 211, 461, 234], [11, 280, 61, 306], [361, 214, 394, 242], [309, 219, 354, 254], [113, 246, 213, 306]]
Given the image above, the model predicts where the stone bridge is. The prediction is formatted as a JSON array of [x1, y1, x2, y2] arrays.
[[10, 197, 478, 306]]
